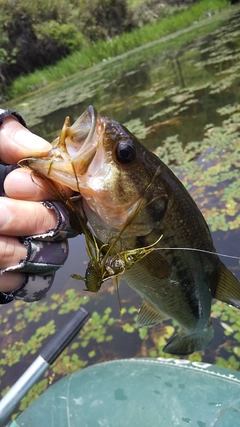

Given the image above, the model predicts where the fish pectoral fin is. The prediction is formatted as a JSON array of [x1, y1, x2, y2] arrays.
[[140, 250, 171, 279], [163, 323, 214, 355], [214, 261, 240, 309], [137, 299, 168, 326]]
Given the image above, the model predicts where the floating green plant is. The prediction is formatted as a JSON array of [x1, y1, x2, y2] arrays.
[[18, 379, 49, 413], [79, 308, 119, 348], [52, 288, 90, 314], [52, 352, 88, 375], [123, 118, 148, 140], [22, 301, 49, 323], [155, 105, 240, 232]]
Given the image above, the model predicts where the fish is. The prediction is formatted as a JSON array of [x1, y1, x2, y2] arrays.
[[20, 105, 240, 355]]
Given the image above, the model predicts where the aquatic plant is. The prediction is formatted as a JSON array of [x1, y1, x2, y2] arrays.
[[155, 105, 240, 232], [18, 379, 49, 413]]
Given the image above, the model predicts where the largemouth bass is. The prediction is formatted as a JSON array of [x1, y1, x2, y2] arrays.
[[21, 106, 240, 355]]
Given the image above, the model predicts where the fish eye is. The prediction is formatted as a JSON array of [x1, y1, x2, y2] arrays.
[[115, 140, 136, 164]]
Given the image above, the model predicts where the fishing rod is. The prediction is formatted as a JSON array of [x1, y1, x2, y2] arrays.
[[0, 307, 90, 426]]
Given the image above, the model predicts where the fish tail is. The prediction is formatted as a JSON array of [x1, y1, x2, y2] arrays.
[[214, 261, 240, 309], [163, 323, 214, 355]]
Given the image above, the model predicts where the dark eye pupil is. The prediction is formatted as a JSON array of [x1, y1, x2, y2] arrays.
[[116, 140, 136, 164], [119, 148, 130, 159]]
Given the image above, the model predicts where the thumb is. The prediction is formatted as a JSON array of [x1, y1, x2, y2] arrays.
[[0, 115, 51, 164]]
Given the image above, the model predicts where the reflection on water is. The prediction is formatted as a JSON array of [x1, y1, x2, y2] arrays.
[[29, 8, 240, 151], [1, 6, 240, 418]]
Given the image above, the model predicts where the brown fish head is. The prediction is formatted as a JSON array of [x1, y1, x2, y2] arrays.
[[21, 106, 168, 235]]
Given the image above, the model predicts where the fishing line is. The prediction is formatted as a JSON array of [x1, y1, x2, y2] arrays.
[[155, 246, 240, 260]]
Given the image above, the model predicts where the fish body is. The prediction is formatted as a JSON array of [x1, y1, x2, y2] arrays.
[[21, 106, 240, 355]]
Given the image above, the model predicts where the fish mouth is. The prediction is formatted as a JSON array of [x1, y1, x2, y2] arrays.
[[19, 105, 101, 192]]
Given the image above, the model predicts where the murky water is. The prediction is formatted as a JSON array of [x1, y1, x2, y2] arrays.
[[1, 6, 240, 417]]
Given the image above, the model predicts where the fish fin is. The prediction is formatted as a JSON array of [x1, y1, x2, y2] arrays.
[[140, 250, 171, 279], [214, 261, 240, 309], [137, 299, 168, 326], [163, 323, 214, 355]]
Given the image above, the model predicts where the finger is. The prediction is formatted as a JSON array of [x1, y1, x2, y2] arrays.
[[0, 235, 26, 269], [0, 116, 51, 164], [0, 198, 57, 236], [0, 271, 26, 292], [4, 167, 73, 201]]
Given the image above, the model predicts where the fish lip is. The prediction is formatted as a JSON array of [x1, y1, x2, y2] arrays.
[[70, 105, 103, 176], [75, 105, 97, 156]]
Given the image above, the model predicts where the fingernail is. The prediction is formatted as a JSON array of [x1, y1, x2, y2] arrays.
[[14, 128, 52, 154], [0, 201, 11, 229]]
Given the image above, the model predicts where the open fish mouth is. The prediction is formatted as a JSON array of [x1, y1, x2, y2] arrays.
[[19, 105, 100, 191], [59, 105, 97, 158]]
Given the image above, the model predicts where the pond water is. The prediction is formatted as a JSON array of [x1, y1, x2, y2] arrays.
[[1, 5, 240, 417]]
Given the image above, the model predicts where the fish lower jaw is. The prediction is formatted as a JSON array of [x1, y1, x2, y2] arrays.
[[24, 161, 81, 192]]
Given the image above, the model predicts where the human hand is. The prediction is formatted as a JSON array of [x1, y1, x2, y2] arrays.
[[0, 110, 75, 303]]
